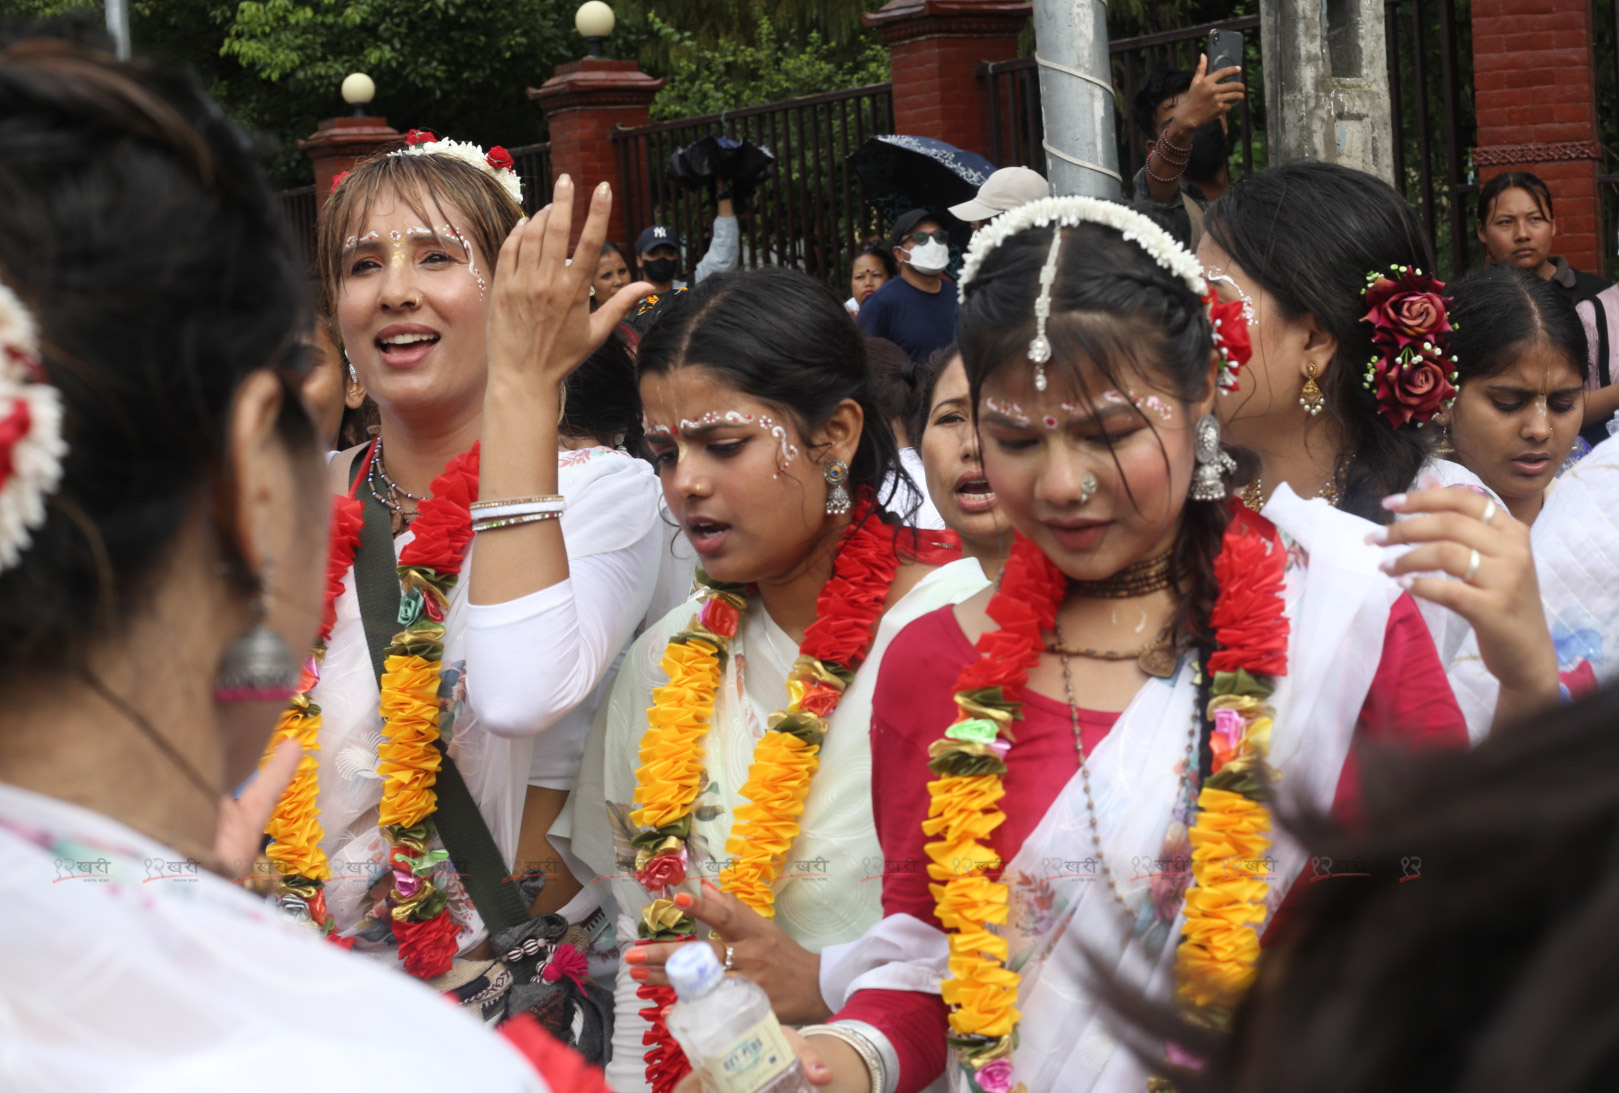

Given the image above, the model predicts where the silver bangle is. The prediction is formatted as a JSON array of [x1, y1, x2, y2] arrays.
[[797, 1022, 893, 1093], [468, 498, 566, 522], [469, 494, 564, 511], [471, 511, 562, 534]]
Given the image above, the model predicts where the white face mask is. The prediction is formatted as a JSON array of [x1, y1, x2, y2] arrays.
[[904, 238, 950, 275]]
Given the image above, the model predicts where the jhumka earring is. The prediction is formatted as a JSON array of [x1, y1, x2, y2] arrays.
[[1299, 362, 1325, 416], [823, 459, 851, 515], [214, 555, 301, 704], [1190, 413, 1237, 501]]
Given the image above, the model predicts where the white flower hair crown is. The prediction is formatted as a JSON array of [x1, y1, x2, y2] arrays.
[[956, 195, 1213, 392], [0, 281, 68, 573], [383, 129, 523, 207]]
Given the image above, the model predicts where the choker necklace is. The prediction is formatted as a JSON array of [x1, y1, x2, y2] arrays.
[[1070, 550, 1181, 598]]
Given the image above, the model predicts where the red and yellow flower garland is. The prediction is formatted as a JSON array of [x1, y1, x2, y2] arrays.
[[925, 506, 1289, 1092], [627, 497, 903, 1093], [263, 440, 481, 979]]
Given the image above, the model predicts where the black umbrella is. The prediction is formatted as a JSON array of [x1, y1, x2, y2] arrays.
[[667, 134, 775, 214], [849, 134, 995, 273]]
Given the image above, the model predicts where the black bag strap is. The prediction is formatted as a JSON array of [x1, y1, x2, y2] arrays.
[[346, 447, 533, 937], [1594, 294, 1612, 388]]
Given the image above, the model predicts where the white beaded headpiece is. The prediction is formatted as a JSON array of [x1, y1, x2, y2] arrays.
[[957, 195, 1207, 392]]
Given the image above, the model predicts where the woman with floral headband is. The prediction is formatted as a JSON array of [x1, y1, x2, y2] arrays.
[[1197, 162, 1557, 728], [552, 266, 985, 1093], [257, 133, 673, 1041], [667, 196, 1556, 1093]]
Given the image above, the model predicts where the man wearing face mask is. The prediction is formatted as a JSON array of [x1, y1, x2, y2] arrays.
[[635, 191, 739, 294], [856, 208, 959, 365]]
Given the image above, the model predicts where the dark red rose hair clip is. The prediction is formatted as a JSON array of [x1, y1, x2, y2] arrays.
[[1360, 265, 1459, 429]]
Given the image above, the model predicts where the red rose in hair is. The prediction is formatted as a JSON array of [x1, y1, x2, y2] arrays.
[[1208, 295, 1252, 390], [1362, 269, 1451, 350], [394, 908, 460, 978], [1373, 349, 1458, 430], [486, 145, 514, 171], [329, 170, 351, 194], [405, 128, 439, 147]]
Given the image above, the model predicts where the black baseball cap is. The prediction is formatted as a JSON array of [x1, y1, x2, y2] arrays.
[[636, 224, 680, 255], [888, 208, 947, 248]]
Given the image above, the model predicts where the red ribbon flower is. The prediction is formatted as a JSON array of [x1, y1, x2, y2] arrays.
[[636, 849, 689, 890], [700, 595, 740, 639], [329, 169, 351, 194], [486, 145, 514, 171], [398, 443, 479, 572], [1207, 294, 1253, 391], [394, 908, 460, 979], [1207, 505, 1290, 676], [404, 128, 439, 147]]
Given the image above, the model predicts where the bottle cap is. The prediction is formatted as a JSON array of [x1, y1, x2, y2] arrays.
[[667, 942, 725, 1000]]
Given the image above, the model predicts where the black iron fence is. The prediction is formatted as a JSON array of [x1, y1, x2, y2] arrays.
[[278, 184, 318, 273], [1386, 0, 1476, 278], [510, 141, 554, 216], [1592, 0, 1619, 278], [981, 15, 1263, 197], [612, 83, 894, 290]]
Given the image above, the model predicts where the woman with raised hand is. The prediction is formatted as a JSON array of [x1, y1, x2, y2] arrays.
[[271, 135, 667, 1043], [556, 267, 986, 1092], [0, 40, 560, 1090], [1198, 161, 1558, 731]]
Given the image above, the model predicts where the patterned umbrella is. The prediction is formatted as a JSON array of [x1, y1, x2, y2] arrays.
[[849, 134, 995, 271]]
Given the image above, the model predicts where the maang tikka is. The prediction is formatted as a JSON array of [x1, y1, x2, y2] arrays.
[[1027, 228, 1063, 391]]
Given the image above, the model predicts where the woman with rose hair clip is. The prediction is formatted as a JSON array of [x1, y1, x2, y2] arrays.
[[668, 196, 1555, 1093], [1198, 162, 1558, 732]]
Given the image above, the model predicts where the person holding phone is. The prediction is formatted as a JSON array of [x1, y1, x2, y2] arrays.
[[1132, 46, 1245, 248]]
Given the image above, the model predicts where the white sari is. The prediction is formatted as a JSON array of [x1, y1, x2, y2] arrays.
[[822, 487, 1402, 1092], [559, 558, 990, 1093]]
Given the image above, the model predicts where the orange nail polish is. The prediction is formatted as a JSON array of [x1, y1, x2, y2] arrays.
[[625, 948, 647, 965], [630, 966, 650, 981], [673, 892, 694, 909]]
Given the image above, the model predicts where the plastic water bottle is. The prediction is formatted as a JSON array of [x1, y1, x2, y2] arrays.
[[665, 943, 812, 1093]]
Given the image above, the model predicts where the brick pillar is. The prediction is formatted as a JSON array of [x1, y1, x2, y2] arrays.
[[529, 59, 665, 249], [1471, 0, 1603, 272], [863, 0, 1031, 159], [298, 116, 404, 215]]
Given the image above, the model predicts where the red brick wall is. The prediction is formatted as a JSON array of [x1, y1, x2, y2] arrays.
[[548, 104, 649, 249], [889, 32, 1021, 157], [1472, 0, 1603, 273]]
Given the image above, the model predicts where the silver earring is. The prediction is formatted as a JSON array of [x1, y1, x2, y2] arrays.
[[214, 556, 301, 704], [1190, 413, 1237, 501], [824, 459, 851, 515], [344, 350, 359, 386]]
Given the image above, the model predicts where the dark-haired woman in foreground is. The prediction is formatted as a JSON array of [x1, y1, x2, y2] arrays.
[[558, 267, 986, 1092], [0, 40, 553, 1089]]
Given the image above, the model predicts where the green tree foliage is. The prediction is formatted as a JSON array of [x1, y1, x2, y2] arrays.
[[645, 12, 887, 121]]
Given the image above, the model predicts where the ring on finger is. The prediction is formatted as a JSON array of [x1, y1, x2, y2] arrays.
[[1464, 547, 1481, 584], [723, 943, 736, 971], [1480, 498, 1498, 526]]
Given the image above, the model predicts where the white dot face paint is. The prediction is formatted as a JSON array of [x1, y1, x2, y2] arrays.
[[987, 391, 1175, 428], [757, 415, 800, 479], [983, 396, 1030, 427], [441, 224, 486, 300], [642, 409, 800, 478]]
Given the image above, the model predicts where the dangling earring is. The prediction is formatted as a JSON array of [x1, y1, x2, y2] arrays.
[[1191, 413, 1237, 501], [214, 556, 301, 704], [823, 459, 851, 515], [1434, 422, 1455, 458], [1299, 362, 1325, 416], [344, 350, 359, 386]]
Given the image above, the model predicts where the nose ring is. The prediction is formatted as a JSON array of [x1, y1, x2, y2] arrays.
[[1080, 471, 1098, 504]]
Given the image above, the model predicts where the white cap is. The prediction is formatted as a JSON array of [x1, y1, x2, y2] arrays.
[[667, 941, 725, 1000], [949, 166, 1052, 223]]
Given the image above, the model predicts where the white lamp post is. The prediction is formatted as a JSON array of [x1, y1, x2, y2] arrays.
[[575, 2, 615, 58], [340, 72, 376, 118]]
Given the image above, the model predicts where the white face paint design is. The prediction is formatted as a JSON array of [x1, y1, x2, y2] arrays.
[[1202, 265, 1259, 326], [440, 224, 486, 299], [641, 410, 801, 478], [987, 391, 1174, 428]]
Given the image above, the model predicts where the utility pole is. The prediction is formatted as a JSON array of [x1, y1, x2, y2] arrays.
[[104, 0, 131, 60], [1031, 0, 1121, 199], [1260, 0, 1394, 183]]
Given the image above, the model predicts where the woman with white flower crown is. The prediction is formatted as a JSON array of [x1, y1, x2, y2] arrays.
[[255, 131, 675, 1051], [667, 197, 1553, 1093]]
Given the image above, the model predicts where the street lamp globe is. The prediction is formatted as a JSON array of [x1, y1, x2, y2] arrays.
[[340, 72, 375, 117], [575, 2, 615, 56]]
